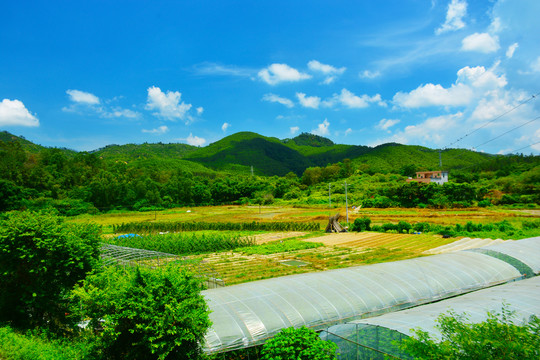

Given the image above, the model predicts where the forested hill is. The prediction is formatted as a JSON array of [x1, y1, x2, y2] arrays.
[[1, 130, 501, 176]]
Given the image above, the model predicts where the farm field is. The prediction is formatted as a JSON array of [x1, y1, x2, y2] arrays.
[[70, 205, 537, 233], [74, 205, 539, 286]]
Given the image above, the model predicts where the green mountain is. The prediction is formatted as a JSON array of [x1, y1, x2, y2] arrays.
[[0, 130, 502, 177]]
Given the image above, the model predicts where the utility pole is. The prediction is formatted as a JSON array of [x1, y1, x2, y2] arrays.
[[329, 183, 331, 207], [345, 182, 349, 225]]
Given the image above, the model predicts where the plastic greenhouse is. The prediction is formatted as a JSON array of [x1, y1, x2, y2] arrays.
[[322, 275, 540, 359], [202, 237, 540, 354]]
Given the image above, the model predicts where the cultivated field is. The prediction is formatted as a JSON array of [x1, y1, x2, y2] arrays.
[[72, 205, 539, 286]]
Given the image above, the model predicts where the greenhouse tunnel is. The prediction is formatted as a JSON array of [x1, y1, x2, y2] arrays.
[[322, 275, 540, 359], [202, 236, 540, 354]]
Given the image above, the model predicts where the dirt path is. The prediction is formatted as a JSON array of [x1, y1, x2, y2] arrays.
[[251, 232, 307, 244]]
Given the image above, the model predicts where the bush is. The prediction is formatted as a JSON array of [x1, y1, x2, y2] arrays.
[[72, 264, 211, 360], [0, 211, 101, 331], [261, 326, 338, 360], [397, 221, 412, 234], [351, 217, 371, 232], [382, 223, 398, 232], [413, 222, 431, 233]]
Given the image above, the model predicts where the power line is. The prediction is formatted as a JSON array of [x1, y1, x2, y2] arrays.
[[472, 116, 540, 150], [442, 91, 540, 150], [507, 141, 540, 154]]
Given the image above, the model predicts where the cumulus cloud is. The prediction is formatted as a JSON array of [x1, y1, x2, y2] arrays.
[[262, 93, 294, 108], [461, 32, 500, 53], [359, 70, 381, 79], [311, 119, 330, 136], [145, 86, 192, 121], [185, 133, 206, 147], [394, 65, 507, 108], [197, 107, 204, 115], [296, 92, 321, 109], [258, 63, 311, 85], [308, 60, 346, 84], [142, 125, 169, 134], [505, 43, 518, 58], [0, 99, 39, 127], [222, 122, 231, 132], [66, 89, 100, 105], [436, 0, 468, 35], [376, 119, 400, 132], [290, 126, 300, 135], [325, 89, 385, 109]]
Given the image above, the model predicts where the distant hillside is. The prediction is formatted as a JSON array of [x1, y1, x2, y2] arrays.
[[0, 130, 504, 177], [185, 132, 312, 176]]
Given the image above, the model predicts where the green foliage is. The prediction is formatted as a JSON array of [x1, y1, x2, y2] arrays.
[[261, 326, 338, 360], [351, 217, 371, 232], [108, 232, 256, 255], [238, 239, 323, 255], [0, 326, 95, 360], [400, 306, 540, 359], [72, 265, 211, 360], [0, 211, 101, 331], [113, 220, 320, 234]]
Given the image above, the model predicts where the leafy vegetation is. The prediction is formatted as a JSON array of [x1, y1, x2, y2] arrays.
[[72, 264, 211, 360], [400, 306, 540, 359], [238, 239, 323, 255], [0, 211, 101, 332], [260, 326, 338, 360], [108, 232, 256, 255], [113, 220, 320, 233]]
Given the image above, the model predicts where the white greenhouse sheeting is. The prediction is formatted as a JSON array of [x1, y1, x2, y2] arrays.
[[481, 236, 540, 274], [202, 247, 524, 353], [338, 275, 540, 340]]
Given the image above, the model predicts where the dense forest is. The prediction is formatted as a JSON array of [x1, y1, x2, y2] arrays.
[[0, 130, 538, 215]]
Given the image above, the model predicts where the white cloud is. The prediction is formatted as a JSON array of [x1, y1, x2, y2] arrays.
[[311, 119, 330, 136], [436, 0, 468, 35], [308, 60, 345, 84], [101, 107, 140, 119], [326, 89, 385, 109], [376, 118, 400, 131], [258, 63, 311, 85], [505, 43, 518, 58], [222, 122, 231, 132], [359, 70, 381, 79], [262, 93, 294, 108], [0, 99, 39, 127], [197, 107, 204, 115], [344, 128, 352, 136], [185, 133, 206, 147], [193, 62, 254, 77], [66, 89, 100, 104], [296, 92, 321, 109], [461, 32, 500, 53], [142, 125, 169, 134], [393, 65, 506, 108], [531, 56, 540, 72], [145, 86, 192, 121], [290, 126, 300, 135]]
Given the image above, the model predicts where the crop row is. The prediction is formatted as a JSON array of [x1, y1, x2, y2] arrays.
[[112, 221, 321, 233], [106, 232, 256, 256]]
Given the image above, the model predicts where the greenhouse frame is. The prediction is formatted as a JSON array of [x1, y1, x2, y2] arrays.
[[202, 236, 540, 354]]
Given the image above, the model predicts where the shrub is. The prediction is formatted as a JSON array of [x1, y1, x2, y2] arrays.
[[351, 217, 371, 232], [397, 221, 412, 234], [413, 222, 431, 233], [261, 326, 338, 360], [382, 223, 398, 232], [72, 265, 211, 360], [0, 211, 101, 331]]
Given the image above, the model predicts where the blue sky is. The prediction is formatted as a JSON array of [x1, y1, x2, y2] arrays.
[[1, 0, 539, 155]]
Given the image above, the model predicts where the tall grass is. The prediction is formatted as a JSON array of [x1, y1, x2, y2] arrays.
[[113, 220, 320, 233], [107, 232, 256, 255]]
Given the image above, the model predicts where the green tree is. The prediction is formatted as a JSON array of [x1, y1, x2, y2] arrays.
[[400, 306, 540, 359], [261, 326, 338, 360], [72, 264, 211, 360], [0, 211, 101, 331]]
